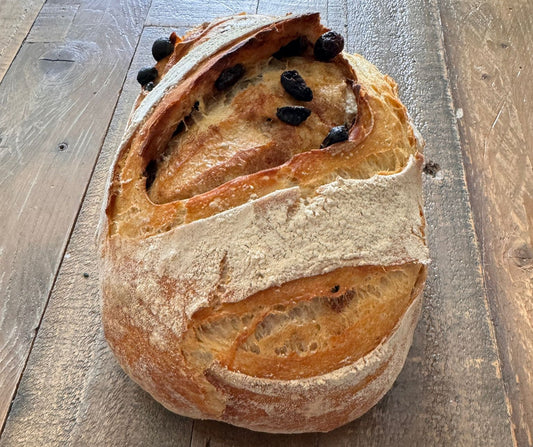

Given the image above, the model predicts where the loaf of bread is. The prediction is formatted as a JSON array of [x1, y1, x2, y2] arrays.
[[98, 13, 429, 433]]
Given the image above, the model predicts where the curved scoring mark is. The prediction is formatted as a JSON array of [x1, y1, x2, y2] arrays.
[[182, 263, 423, 380], [147, 55, 360, 204], [122, 15, 284, 146]]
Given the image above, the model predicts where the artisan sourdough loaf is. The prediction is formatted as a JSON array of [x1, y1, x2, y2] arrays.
[[98, 13, 429, 433]]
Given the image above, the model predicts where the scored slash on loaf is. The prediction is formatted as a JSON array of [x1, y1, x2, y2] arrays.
[[98, 13, 429, 433]]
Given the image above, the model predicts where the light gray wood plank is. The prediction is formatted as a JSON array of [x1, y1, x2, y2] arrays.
[[0, 0, 150, 434], [257, 0, 346, 27], [438, 1, 533, 445], [25, 3, 80, 43], [146, 0, 258, 27], [0, 0, 45, 83], [0, 26, 194, 447]]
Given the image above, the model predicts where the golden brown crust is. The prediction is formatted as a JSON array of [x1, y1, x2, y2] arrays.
[[99, 13, 428, 433]]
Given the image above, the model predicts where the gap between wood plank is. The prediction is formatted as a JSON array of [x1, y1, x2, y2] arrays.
[[0, 0, 46, 84]]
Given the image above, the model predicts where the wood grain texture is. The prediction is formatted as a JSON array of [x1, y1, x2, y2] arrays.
[[145, 0, 258, 26], [0, 0, 150, 434], [0, 0, 517, 445], [0, 26, 194, 447], [438, 1, 533, 445], [0, 0, 45, 83]]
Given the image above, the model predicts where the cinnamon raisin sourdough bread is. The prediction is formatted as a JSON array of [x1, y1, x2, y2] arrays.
[[98, 13, 429, 433]]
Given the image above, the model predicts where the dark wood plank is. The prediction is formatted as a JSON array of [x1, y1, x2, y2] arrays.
[[0, 0, 150, 434], [0, 26, 194, 447], [438, 1, 533, 445], [0, 0, 45, 83], [190, 421, 319, 447]]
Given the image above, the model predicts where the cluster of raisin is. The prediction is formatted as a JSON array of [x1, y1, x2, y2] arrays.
[[139, 29, 351, 149], [273, 31, 350, 147], [137, 36, 175, 90]]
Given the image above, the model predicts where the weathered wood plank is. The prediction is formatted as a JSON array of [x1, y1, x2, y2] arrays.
[[24, 3, 79, 43], [190, 421, 318, 447], [0, 26, 194, 447], [0, 0, 45, 83], [438, 1, 533, 445], [145, 0, 258, 27], [257, 0, 346, 29], [0, 0, 150, 434]]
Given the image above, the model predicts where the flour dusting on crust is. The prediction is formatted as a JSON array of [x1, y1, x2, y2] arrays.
[[99, 12, 429, 433], [123, 15, 281, 145], [106, 154, 428, 339]]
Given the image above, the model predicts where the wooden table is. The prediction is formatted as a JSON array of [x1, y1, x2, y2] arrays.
[[1, 1, 531, 445]]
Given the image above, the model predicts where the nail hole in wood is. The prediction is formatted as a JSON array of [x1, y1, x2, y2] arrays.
[[510, 243, 533, 267], [423, 160, 440, 177], [58, 142, 68, 151]]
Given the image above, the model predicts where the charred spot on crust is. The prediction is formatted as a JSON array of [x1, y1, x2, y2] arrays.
[[331, 285, 340, 293], [144, 159, 158, 190], [326, 289, 355, 313]]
